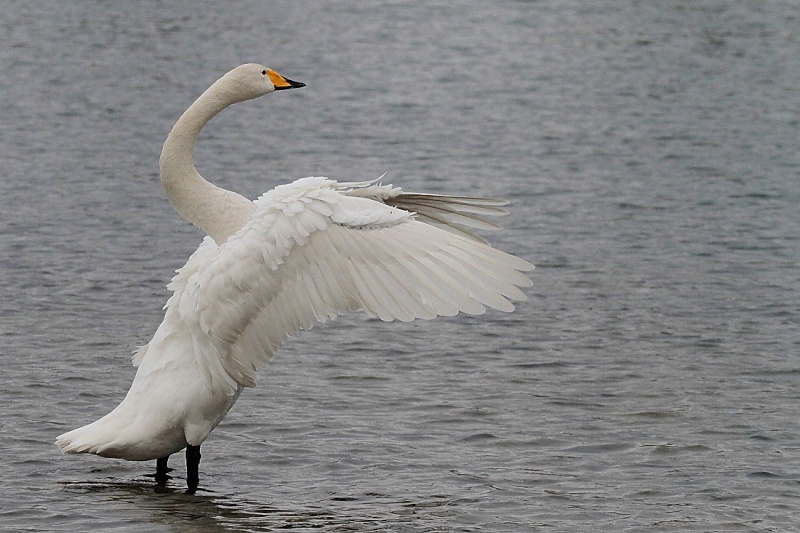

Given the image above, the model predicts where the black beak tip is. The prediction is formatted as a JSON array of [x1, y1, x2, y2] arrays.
[[277, 78, 305, 90]]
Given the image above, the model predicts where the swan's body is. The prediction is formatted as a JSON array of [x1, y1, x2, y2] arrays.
[[56, 64, 534, 492]]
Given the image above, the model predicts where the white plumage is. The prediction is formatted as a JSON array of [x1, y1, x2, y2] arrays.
[[56, 64, 533, 492]]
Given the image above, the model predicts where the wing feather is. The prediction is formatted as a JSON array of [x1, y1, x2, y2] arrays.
[[383, 192, 510, 243], [340, 179, 515, 243], [165, 178, 532, 388]]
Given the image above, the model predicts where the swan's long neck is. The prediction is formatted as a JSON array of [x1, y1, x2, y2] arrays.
[[159, 78, 256, 244]]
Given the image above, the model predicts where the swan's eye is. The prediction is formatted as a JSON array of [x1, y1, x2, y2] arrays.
[[262, 70, 267, 76]]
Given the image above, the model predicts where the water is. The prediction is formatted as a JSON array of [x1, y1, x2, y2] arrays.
[[2, 1, 798, 530]]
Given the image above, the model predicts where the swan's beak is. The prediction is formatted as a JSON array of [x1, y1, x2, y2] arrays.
[[267, 69, 306, 90]]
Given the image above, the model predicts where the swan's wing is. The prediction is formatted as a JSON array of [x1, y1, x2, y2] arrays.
[[175, 177, 533, 388], [339, 179, 511, 243]]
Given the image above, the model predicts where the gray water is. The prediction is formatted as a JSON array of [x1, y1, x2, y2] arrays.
[[2, 1, 799, 531]]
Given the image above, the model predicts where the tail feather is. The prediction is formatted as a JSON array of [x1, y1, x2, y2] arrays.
[[56, 416, 127, 457]]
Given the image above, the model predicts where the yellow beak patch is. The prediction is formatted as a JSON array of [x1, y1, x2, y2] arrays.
[[266, 69, 293, 89]]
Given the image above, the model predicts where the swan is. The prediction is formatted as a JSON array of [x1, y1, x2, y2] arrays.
[[56, 63, 534, 493]]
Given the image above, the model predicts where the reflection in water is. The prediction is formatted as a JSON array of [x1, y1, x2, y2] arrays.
[[60, 476, 459, 531], [61, 480, 338, 532]]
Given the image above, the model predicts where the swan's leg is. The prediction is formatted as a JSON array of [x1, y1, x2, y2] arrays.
[[155, 456, 170, 486], [186, 445, 201, 494]]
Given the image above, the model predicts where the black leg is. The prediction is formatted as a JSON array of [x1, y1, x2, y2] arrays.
[[155, 455, 171, 487], [186, 445, 201, 494]]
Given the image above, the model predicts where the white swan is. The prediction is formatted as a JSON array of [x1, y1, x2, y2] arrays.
[[56, 64, 534, 493]]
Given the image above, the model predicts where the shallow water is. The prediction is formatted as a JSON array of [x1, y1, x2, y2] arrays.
[[2, 1, 799, 531]]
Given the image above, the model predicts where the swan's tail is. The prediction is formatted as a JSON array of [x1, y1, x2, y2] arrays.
[[56, 388, 191, 461], [56, 415, 127, 458], [56, 398, 157, 459]]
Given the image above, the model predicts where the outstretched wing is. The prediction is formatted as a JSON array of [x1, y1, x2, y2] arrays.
[[171, 177, 533, 388]]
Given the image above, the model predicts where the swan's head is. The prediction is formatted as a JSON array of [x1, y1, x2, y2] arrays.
[[218, 63, 305, 103]]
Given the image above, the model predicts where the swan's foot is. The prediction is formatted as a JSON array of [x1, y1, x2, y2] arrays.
[[185, 445, 201, 494], [153, 455, 173, 488]]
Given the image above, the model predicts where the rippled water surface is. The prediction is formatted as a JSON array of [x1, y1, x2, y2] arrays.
[[2, 1, 799, 531]]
